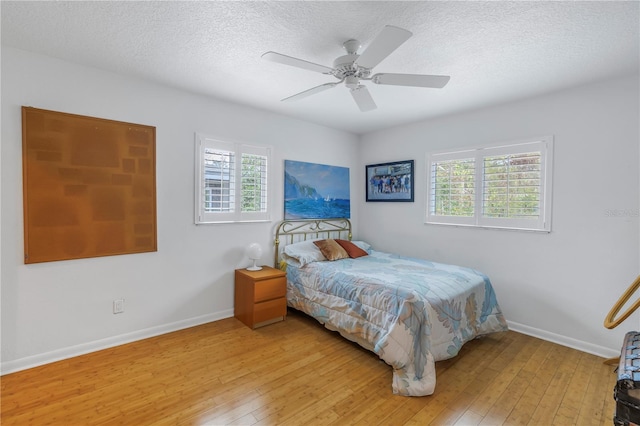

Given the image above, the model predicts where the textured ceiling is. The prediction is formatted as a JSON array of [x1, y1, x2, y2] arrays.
[[2, 1, 638, 134]]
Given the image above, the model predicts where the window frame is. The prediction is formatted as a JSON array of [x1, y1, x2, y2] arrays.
[[195, 133, 271, 224], [425, 136, 553, 232]]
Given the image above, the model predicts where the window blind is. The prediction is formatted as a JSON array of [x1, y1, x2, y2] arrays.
[[204, 147, 235, 213], [426, 136, 553, 232], [241, 153, 268, 213], [430, 158, 475, 217], [195, 134, 271, 224], [482, 151, 541, 219]]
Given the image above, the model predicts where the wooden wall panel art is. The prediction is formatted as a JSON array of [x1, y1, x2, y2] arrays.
[[22, 107, 157, 263]]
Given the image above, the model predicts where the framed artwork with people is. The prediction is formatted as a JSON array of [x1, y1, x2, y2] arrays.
[[366, 160, 414, 202]]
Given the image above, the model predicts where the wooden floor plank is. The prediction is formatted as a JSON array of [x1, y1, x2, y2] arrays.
[[528, 346, 582, 425], [0, 310, 618, 425], [553, 350, 593, 424], [574, 355, 610, 426]]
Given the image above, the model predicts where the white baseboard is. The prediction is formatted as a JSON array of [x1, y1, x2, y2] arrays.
[[1, 314, 619, 375], [0, 310, 234, 375], [507, 320, 620, 359]]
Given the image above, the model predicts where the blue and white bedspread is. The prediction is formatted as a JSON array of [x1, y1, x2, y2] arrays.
[[286, 250, 508, 396]]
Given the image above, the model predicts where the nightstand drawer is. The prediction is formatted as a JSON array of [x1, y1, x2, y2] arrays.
[[254, 298, 287, 324], [254, 278, 286, 302]]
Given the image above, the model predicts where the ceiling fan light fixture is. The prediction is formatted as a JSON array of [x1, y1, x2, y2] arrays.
[[345, 76, 359, 89]]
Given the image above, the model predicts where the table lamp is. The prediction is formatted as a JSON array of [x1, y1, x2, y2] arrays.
[[245, 242, 262, 271]]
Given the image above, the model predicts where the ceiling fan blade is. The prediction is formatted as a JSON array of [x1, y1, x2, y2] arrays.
[[372, 73, 450, 88], [262, 51, 334, 74], [350, 85, 377, 112], [281, 82, 339, 102], [355, 26, 412, 69]]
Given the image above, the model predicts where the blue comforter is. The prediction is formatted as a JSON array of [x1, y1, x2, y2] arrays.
[[286, 250, 508, 396]]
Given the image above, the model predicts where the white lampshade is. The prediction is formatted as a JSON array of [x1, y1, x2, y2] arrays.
[[245, 242, 262, 271]]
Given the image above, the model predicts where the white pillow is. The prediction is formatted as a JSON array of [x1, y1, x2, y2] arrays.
[[282, 240, 327, 266], [351, 240, 371, 253]]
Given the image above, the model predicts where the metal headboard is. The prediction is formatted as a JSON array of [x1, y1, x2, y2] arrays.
[[274, 218, 352, 268]]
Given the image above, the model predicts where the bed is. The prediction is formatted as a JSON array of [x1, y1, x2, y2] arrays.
[[274, 218, 508, 396]]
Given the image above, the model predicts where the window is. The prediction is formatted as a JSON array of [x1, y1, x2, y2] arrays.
[[426, 136, 553, 231], [195, 134, 270, 224]]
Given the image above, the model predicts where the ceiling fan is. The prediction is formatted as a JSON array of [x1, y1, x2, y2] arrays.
[[262, 25, 450, 112]]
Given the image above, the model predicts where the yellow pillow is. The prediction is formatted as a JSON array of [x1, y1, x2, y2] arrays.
[[313, 239, 349, 261], [278, 259, 288, 271]]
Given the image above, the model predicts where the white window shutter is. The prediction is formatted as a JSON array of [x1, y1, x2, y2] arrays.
[[195, 134, 271, 224], [426, 136, 553, 232]]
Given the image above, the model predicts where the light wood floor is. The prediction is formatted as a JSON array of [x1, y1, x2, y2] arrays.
[[1, 309, 618, 425]]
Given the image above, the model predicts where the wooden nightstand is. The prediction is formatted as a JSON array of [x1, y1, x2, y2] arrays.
[[234, 266, 287, 329]]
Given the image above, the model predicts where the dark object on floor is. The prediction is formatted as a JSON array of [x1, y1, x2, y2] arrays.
[[614, 331, 640, 425]]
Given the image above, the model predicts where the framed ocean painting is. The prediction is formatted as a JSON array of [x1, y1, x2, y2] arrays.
[[284, 160, 350, 219]]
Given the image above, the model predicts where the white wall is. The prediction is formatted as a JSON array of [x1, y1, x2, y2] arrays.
[[2, 46, 637, 373], [358, 74, 640, 357], [0, 47, 359, 372]]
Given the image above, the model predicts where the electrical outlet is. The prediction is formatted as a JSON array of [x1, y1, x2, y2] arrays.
[[113, 299, 125, 314]]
